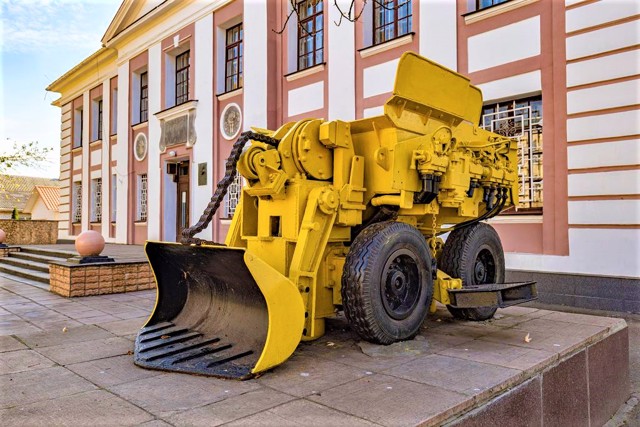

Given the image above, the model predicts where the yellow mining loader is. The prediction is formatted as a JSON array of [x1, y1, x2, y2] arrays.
[[134, 52, 536, 379]]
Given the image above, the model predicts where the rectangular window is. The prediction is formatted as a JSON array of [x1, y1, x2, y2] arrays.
[[297, 0, 324, 70], [481, 95, 543, 212], [374, 0, 412, 45], [474, 0, 510, 12], [137, 174, 148, 221], [224, 174, 243, 219], [140, 72, 149, 122], [111, 174, 117, 222], [72, 181, 82, 223], [225, 24, 243, 92], [175, 51, 190, 105], [73, 108, 83, 149], [97, 100, 103, 140], [91, 178, 102, 223]]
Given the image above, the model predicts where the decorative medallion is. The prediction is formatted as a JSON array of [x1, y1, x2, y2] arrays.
[[220, 103, 242, 140], [134, 133, 148, 161]]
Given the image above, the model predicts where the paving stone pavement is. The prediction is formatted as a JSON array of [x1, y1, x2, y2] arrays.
[[0, 274, 636, 426]]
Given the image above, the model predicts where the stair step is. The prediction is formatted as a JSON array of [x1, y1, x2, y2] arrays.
[[19, 247, 76, 260], [0, 263, 49, 284], [0, 272, 49, 290], [10, 252, 72, 264], [0, 257, 49, 273]]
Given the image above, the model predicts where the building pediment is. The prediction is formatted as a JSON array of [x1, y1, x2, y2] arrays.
[[101, 0, 168, 45]]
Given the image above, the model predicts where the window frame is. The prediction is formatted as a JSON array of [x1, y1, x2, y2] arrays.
[[111, 174, 117, 223], [91, 178, 102, 223], [140, 72, 149, 123], [297, 0, 324, 71], [175, 51, 190, 106], [481, 95, 543, 214], [73, 107, 83, 149], [473, 0, 511, 13], [97, 99, 103, 140], [72, 181, 82, 223], [225, 23, 243, 92], [373, 0, 413, 46], [137, 173, 148, 222]]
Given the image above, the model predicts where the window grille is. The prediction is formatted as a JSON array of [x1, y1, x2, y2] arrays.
[[137, 174, 148, 221], [176, 51, 190, 105], [111, 174, 117, 222], [97, 100, 103, 140], [224, 174, 243, 219], [225, 24, 243, 92], [480, 96, 543, 212], [91, 178, 102, 222], [374, 0, 412, 45], [140, 72, 148, 122], [297, 0, 324, 70], [72, 182, 82, 223]]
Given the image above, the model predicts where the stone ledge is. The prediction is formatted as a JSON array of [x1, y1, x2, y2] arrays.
[[49, 261, 154, 298]]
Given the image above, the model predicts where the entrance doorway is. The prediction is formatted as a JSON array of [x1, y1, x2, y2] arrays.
[[176, 161, 190, 241]]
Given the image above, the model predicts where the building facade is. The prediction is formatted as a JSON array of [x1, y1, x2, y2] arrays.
[[48, 0, 639, 310]]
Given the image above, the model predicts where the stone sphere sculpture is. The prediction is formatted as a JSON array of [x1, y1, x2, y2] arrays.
[[75, 230, 105, 257], [0, 229, 5, 244]]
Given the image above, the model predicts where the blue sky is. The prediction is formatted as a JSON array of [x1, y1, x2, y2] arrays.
[[1, 0, 121, 178]]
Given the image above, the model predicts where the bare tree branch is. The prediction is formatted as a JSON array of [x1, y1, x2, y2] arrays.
[[0, 140, 52, 172]]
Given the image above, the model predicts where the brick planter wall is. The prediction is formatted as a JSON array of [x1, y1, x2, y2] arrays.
[[0, 220, 58, 244], [49, 261, 155, 297], [0, 247, 20, 257]]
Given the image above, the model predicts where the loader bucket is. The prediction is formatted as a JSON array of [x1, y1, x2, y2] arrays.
[[134, 242, 305, 380]]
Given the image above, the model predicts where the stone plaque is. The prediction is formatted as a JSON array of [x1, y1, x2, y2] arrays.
[[158, 106, 197, 151]]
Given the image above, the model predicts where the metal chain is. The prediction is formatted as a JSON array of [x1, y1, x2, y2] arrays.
[[181, 131, 279, 246], [429, 212, 438, 258]]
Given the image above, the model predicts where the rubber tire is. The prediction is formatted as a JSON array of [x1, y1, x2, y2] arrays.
[[341, 221, 433, 344], [440, 222, 504, 321]]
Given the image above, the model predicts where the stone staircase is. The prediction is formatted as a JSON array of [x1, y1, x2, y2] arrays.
[[0, 247, 75, 289]]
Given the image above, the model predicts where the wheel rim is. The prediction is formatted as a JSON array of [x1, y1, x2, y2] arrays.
[[473, 248, 496, 285], [380, 249, 421, 320]]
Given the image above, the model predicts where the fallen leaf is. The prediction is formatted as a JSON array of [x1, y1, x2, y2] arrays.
[[161, 335, 170, 339], [524, 333, 532, 343], [62, 327, 68, 333]]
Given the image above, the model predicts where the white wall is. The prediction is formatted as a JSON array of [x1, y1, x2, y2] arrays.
[[328, 0, 355, 120], [101, 79, 112, 241], [115, 61, 130, 243], [419, 0, 457, 70], [467, 16, 540, 72], [567, 110, 640, 142], [566, 0, 640, 33], [81, 92, 90, 231], [288, 82, 325, 117], [566, 50, 640, 88], [567, 139, 640, 169], [566, 20, 640, 60], [147, 42, 162, 241], [568, 200, 639, 225], [507, 228, 640, 278], [243, 1, 267, 128], [191, 14, 214, 241], [363, 59, 399, 98], [568, 170, 640, 197], [567, 79, 640, 114], [477, 71, 541, 103]]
